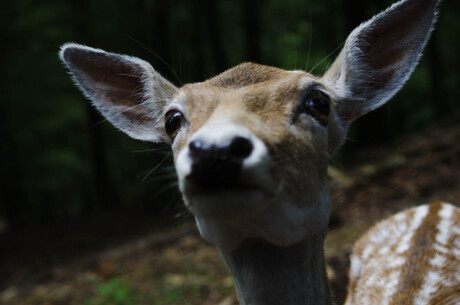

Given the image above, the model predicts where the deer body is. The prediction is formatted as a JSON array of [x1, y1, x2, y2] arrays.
[[59, 0, 460, 304], [346, 202, 460, 305]]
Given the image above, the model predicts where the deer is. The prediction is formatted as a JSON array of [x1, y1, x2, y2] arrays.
[[59, 0, 460, 304]]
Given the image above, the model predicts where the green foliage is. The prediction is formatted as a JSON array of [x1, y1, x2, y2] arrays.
[[164, 282, 204, 304], [85, 278, 135, 305]]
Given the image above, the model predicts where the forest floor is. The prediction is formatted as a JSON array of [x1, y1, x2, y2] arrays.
[[2, 121, 460, 305]]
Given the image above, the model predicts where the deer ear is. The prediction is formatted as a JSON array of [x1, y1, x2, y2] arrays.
[[323, 0, 439, 123], [59, 43, 178, 143]]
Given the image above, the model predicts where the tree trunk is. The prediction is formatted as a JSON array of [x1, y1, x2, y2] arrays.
[[203, 0, 227, 73], [343, 0, 367, 33], [343, 0, 388, 145], [71, 0, 119, 214], [427, 32, 448, 116], [153, 0, 174, 81], [0, 1, 28, 231], [191, 1, 206, 78], [241, 0, 261, 63]]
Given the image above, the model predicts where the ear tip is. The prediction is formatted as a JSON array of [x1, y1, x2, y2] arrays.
[[58, 43, 105, 64], [58, 42, 81, 64]]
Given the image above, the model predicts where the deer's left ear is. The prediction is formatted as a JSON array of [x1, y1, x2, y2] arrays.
[[322, 0, 439, 124]]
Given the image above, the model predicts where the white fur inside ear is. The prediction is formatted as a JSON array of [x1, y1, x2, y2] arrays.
[[59, 43, 178, 143]]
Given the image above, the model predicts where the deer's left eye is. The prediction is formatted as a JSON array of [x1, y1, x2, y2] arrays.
[[302, 91, 330, 126]]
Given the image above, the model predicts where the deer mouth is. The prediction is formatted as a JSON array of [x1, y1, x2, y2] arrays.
[[185, 170, 243, 190], [183, 178, 275, 220]]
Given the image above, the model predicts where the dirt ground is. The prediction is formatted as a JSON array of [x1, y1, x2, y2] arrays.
[[2, 122, 459, 305]]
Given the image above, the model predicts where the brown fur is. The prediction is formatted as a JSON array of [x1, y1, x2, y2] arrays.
[[172, 63, 344, 159], [206, 63, 286, 88], [388, 203, 442, 305], [346, 202, 460, 305]]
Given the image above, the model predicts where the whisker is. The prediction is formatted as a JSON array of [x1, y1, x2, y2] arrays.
[[133, 149, 171, 157], [140, 153, 172, 183], [162, 165, 177, 170], [150, 181, 180, 203], [345, 136, 358, 144], [305, 9, 312, 71], [144, 173, 177, 184], [174, 210, 190, 220], [309, 41, 344, 74], [132, 148, 169, 154]]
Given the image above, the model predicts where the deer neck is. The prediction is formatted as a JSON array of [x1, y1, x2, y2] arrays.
[[220, 233, 332, 305]]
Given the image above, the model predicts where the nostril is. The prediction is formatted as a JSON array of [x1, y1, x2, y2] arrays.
[[228, 136, 253, 159], [189, 140, 201, 154]]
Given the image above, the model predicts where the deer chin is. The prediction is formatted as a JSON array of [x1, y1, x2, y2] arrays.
[[186, 185, 331, 252]]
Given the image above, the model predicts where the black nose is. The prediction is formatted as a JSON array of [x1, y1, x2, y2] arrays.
[[188, 136, 253, 188]]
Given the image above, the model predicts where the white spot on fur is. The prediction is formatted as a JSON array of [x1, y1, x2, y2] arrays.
[[396, 205, 429, 254], [347, 204, 449, 305], [439, 203, 455, 219], [369, 227, 391, 244], [452, 226, 460, 235], [378, 246, 390, 255], [433, 242, 449, 254], [362, 244, 375, 261], [349, 255, 362, 279], [430, 253, 446, 268], [454, 236, 460, 249], [453, 248, 460, 260], [386, 256, 405, 268], [394, 212, 407, 222], [414, 270, 441, 304], [436, 204, 453, 246], [382, 271, 401, 303]]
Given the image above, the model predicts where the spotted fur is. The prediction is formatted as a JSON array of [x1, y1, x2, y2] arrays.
[[346, 202, 460, 305]]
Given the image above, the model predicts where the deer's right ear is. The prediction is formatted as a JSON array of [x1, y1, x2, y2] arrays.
[[59, 43, 178, 143], [323, 0, 439, 124]]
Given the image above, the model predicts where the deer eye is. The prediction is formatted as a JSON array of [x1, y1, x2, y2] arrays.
[[165, 110, 184, 138], [302, 91, 330, 126]]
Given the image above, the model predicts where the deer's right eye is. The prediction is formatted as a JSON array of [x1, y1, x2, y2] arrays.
[[165, 110, 184, 138]]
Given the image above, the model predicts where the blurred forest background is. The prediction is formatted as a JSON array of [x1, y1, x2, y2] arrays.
[[1, 0, 459, 304]]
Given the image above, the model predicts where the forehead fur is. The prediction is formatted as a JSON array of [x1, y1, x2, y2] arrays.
[[205, 62, 290, 89], [177, 63, 314, 133]]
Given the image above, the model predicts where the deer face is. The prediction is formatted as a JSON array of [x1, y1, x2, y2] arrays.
[[163, 64, 342, 249]]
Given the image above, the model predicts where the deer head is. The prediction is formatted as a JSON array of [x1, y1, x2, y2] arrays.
[[59, 0, 439, 304]]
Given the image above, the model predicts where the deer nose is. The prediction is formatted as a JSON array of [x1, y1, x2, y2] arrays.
[[188, 136, 254, 188], [189, 136, 253, 160]]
